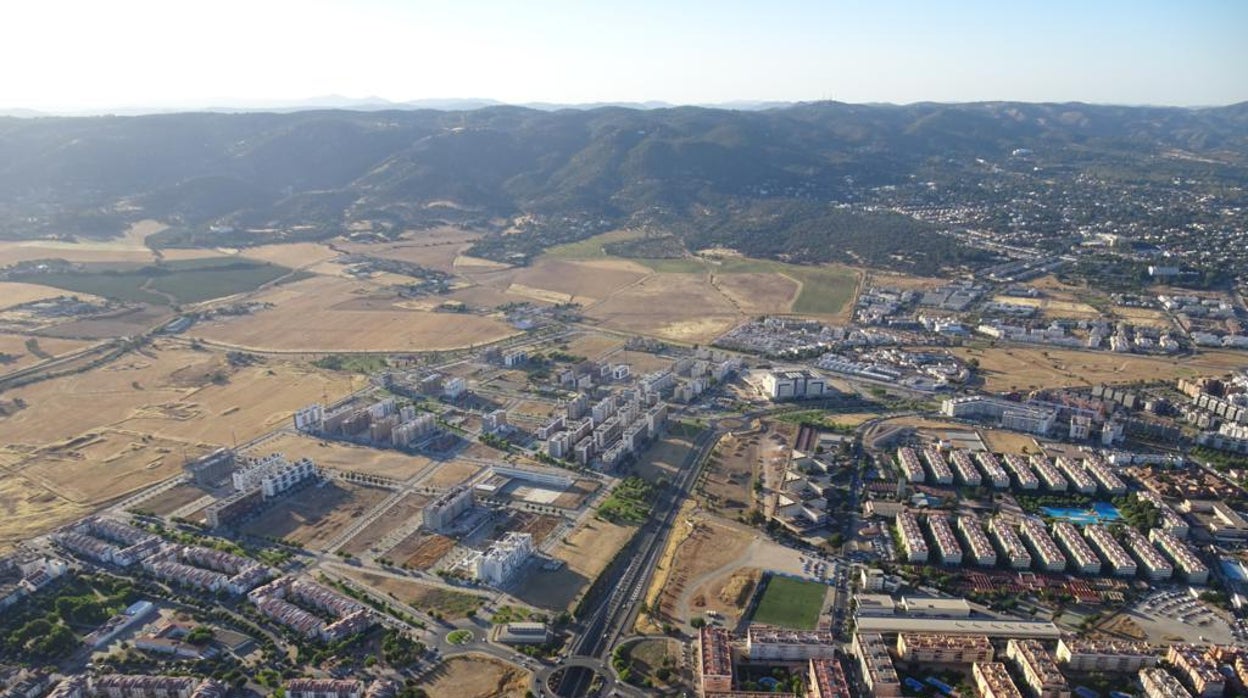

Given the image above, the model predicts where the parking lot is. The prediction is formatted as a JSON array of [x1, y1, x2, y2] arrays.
[[1121, 589, 1238, 645]]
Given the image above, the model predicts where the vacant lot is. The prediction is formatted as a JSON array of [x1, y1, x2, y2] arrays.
[[751, 576, 827, 630], [506, 258, 649, 306], [420, 655, 530, 698], [251, 433, 434, 481], [339, 492, 431, 557], [0, 473, 88, 554], [141, 483, 215, 517], [240, 481, 390, 551], [196, 275, 517, 352], [630, 427, 700, 483], [990, 295, 1102, 319], [958, 345, 1248, 391], [342, 569, 485, 619], [586, 272, 739, 343], [421, 460, 484, 489], [530, 518, 637, 611], [657, 513, 754, 624], [387, 531, 457, 570], [699, 431, 757, 512], [713, 273, 800, 316]]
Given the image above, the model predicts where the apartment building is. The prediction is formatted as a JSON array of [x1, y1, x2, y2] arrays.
[[746, 628, 838, 661], [1083, 456, 1127, 495], [143, 560, 228, 594], [950, 450, 982, 486], [697, 626, 734, 695], [283, 680, 364, 698], [1122, 527, 1173, 581], [921, 446, 954, 484], [1149, 529, 1209, 584], [1054, 457, 1097, 495], [975, 451, 1012, 489], [91, 676, 200, 698], [1137, 491, 1191, 539], [806, 657, 852, 698], [974, 662, 1025, 698], [231, 454, 318, 498], [896, 633, 994, 664], [989, 517, 1032, 570], [423, 486, 474, 532], [180, 545, 271, 594], [1140, 667, 1195, 698], [1002, 454, 1040, 490], [473, 532, 534, 587], [917, 514, 959, 565], [958, 515, 997, 567], [896, 510, 929, 563], [1084, 525, 1136, 577], [897, 447, 926, 483], [1051, 521, 1101, 575], [1029, 455, 1068, 492], [1006, 639, 1071, 698], [1018, 518, 1067, 573], [1165, 645, 1224, 698], [852, 633, 901, 698], [1054, 638, 1157, 673]]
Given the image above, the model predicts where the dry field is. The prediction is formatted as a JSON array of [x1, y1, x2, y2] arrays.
[[510, 512, 562, 545], [232, 242, 340, 269], [0, 334, 96, 375], [0, 281, 93, 310], [526, 518, 637, 611], [339, 492, 431, 557], [982, 430, 1040, 454], [560, 333, 625, 360], [551, 479, 600, 509], [18, 430, 214, 505], [420, 655, 530, 698], [0, 473, 89, 554], [1115, 306, 1174, 328], [238, 481, 390, 551], [421, 460, 484, 489], [713, 272, 801, 315], [503, 258, 649, 306], [387, 531, 457, 570], [337, 229, 481, 274], [37, 305, 175, 340], [698, 567, 763, 625], [584, 272, 739, 343], [248, 433, 434, 481], [957, 346, 1248, 391], [629, 430, 699, 483], [194, 275, 517, 352], [867, 270, 950, 290]]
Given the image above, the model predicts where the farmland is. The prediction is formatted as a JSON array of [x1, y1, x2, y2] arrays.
[[29, 257, 302, 306], [194, 275, 517, 352], [957, 345, 1248, 391], [750, 576, 827, 630]]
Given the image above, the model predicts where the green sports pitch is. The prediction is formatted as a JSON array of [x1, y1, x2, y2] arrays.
[[749, 576, 827, 630]]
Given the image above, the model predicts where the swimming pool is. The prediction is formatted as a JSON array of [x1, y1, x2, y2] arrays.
[[1040, 501, 1122, 525]]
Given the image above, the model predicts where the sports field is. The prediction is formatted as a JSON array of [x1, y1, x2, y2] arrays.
[[750, 576, 826, 630]]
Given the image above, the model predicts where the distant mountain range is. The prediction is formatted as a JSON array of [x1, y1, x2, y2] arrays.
[[1, 100, 1245, 273]]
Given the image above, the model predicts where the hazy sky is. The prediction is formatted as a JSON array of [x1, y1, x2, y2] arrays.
[[5, 0, 1246, 111]]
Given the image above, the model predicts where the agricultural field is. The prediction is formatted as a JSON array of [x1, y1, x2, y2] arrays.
[[194, 275, 517, 352], [0, 473, 89, 554], [0, 281, 93, 310], [30, 257, 301, 306], [750, 576, 828, 630], [249, 433, 434, 481], [419, 655, 530, 698], [0, 334, 96, 376], [232, 242, 341, 269], [957, 345, 1248, 391], [341, 569, 485, 619], [584, 272, 739, 343], [239, 480, 391, 551], [0, 220, 216, 266]]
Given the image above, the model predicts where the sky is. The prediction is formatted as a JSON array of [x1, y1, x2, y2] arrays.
[[3, 0, 1246, 112]]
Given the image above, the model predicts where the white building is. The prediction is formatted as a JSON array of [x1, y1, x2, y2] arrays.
[[473, 533, 533, 587], [761, 369, 828, 401]]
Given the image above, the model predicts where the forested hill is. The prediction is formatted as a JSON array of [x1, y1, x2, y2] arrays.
[[1, 101, 1245, 273]]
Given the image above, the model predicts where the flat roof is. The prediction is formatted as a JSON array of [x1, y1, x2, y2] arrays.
[[854, 617, 1061, 639]]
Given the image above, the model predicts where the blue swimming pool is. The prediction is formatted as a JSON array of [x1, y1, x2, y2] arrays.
[[1040, 501, 1122, 524], [1222, 558, 1248, 582]]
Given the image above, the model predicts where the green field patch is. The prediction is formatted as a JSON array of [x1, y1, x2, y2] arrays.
[[545, 230, 645, 260], [29, 257, 301, 306], [750, 575, 826, 630]]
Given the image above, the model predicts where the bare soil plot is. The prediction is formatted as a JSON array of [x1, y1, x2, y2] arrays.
[[142, 483, 215, 516], [0, 282, 96, 310], [339, 492, 431, 556], [551, 479, 600, 510], [712, 273, 800, 315], [506, 258, 648, 305], [957, 346, 1248, 391], [38, 304, 175, 339], [700, 567, 763, 625], [659, 514, 754, 623], [982, 430, 1039, 454], [419, 655, 530, 698], [195, 275, 517, 352], [232, 242, 341, 269], [560, 333, 625, 360], [628, 430, 698, 483], [510, 512, 562, 545], [536, 518, 636, 610], [867, 270, 949, 290], [1115, 306, 1174, 328], [18, 430, 214, 505], [585, 272, 739, 343], [387, 531, 457, 570], [341, 569, 485, 618], [248, 433, 433, 481], [420, 460, 483, 489], [699, 431, 757, 512], [990, 295, 1102, 318], [239, 481, 390, 551]]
